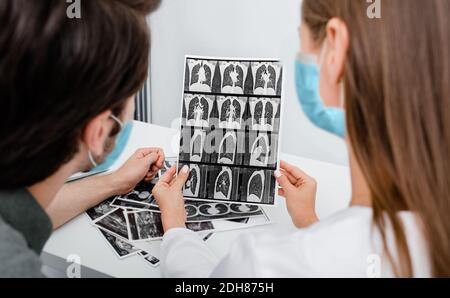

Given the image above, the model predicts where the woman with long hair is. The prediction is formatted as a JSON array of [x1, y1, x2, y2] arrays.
[[153, 0, 450, 277]]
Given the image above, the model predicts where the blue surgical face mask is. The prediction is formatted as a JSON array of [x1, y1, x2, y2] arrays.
[[295, 53, 346, 138], [88, 115, 133, 173]]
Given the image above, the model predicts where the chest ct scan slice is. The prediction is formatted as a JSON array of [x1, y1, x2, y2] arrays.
[[190, 130, 206, 162], [198, 203, 230, 217], [252, 62, 282, 96], [184, 164, 201, 197], [90, 199, 114, 220], [218, 131, 237, 165], [185, 94, 213, 128], [230, 203, 260, 214], [185, 204, 199, 218], [247, 170, 265, 203], [135, 211, 162, 239], [250, 134, 270, 167], [214, 167, 233, 201], [188, 60, 216, 92], [217, 96, 245, 130], [220, 61, 248, 94], [249, 98, 279, 131]]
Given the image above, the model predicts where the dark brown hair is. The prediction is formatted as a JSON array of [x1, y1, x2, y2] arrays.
[[302, 0, 450, 277], [0, 0, 160, 188]]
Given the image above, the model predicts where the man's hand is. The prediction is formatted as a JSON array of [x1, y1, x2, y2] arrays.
[[275, 160, 319, 228], [47, 148, 165, 229], [152, 165, 190, 232], [112, 148, 165, 194]]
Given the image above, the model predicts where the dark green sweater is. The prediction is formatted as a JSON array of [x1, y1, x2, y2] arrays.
[[0, 189, 52, 277]]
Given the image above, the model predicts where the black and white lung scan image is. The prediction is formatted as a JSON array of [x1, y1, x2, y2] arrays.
[[179, 56, 283, 206]]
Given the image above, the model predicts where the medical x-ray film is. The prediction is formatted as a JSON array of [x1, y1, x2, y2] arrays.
[[178, 56, 283, 206]]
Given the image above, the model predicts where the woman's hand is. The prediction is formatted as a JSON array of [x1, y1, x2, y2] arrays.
[[152, 165, 190, 232], [112, 147, 165, 194], [275, 160, 319, 228]]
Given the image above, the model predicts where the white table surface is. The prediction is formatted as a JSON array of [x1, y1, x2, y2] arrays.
[[42, 121, 351, 278]]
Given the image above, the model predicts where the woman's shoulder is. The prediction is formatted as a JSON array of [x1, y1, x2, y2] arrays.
[[228, 207, 413, 277], [234, 206, 427, 277], [307, 206, 375, 235], [256, 206, 376, 246], [221, 207, 375, 277]]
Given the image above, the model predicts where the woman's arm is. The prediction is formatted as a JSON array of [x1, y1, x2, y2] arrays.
[[161, 228, 219, 278], [275, 160, 319, 228], [152, 163, 321, 277], [152, 165, 220, 277]]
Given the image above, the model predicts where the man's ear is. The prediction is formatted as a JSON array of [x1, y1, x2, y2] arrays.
[[324, 18, 349, 84], [82, 110, 112, 156]]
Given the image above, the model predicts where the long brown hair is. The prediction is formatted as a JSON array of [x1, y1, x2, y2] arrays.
[[302, 0, 450, 277]]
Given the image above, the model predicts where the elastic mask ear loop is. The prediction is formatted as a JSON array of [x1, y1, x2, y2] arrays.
[[88, 113, 124, 169], [88, 151, 98, 167], [109, 114, 124, 131]]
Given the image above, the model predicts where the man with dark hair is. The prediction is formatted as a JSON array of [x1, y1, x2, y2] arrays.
[[0, 0, 161, 277]]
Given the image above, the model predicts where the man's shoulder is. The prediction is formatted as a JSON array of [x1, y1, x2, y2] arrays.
[[0, 216, 45, 278]]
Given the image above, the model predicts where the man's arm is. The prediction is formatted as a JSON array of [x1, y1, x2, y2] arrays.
[[46, 174, 125, 229], [46, 148, 164, 229]]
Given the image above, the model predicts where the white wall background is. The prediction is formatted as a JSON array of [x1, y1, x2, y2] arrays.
[[148, 0, 348, 165]]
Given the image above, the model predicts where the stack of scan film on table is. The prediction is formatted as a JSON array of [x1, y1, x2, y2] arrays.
[[86, 56, 283, 267]]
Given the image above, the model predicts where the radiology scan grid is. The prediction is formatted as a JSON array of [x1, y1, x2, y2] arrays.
[[178, 56, 283, 206]]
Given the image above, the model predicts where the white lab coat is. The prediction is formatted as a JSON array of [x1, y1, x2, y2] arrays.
[[160, 206, 431, 278]]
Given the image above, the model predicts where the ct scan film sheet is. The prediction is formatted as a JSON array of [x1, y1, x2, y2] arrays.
[[178, 55, 283, 206]]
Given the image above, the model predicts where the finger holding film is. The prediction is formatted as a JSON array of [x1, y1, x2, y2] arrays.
[[173, 165, 190, 189], [274, 169, 294, 198], [138, 147, 165, 167], [150, 164, 159, 172], [280, 168, 297, 185], [145, 171, 157, 180], [144, 175, 155, 182], [278, 188, 286, 197], [155, 148, 165, 168], [274, 170, 295, 193], [159, 165, 177, 184], [147, 169, 158, 176], [150, 150, 163, 166], [136, 147, 155, 158], [140, 151, 157, 165], [280, 160, 311, 181]]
